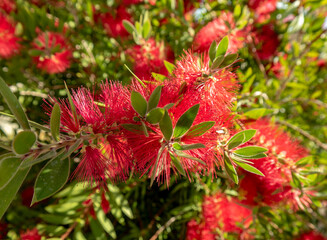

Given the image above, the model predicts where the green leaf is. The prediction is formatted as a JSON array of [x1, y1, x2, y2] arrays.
[[142, 20, 151, 39], [243, 108, 274, 119], [0, 155, 21, 190], [234, 152, 267, 159], [224, 152, 238, 184], [0, 166, 30, 219], [0, 76, 30, 130], [173, 104, 200, 138], [233, 159, 264, 176], [219, 53, 238, 68], [227, 129, 257, 150], [124, 64, 145, 87], [291, 171, 302, 189], [216, 36, 229, 57], [172, 142, 206, 151], [12, 130, 36, 155], [150, 145, 165, 187], [173, 150, 206, 166], [20, 150, 58, 169], [146, 108, 165, 124], [97, 209, 116, 239], [32, 156, 70, 204], [233, 146, 268, 157], [234, 4, 241, 18], [185, 121, 215, 137], [90, 219, 107, 240], [64, 82, 78, 125], [151, 73, 166, 82], [164, 60, 175, 74], [122, 20, 136, 35], [159, 110, 173, 141], [131, 91, 147, 117], [50, 103, 61, 142], [121, 124, 144, 134], [211, 55, 225, 69], [169, 153, 186, 176], [147, 86, 162, 111], [209, 41, 217, 62], [141, 121, 149, 137], [163, 103, 174, 110]]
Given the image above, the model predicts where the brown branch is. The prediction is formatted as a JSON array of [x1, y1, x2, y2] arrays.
[[275, 29, 327, 99], [276, 119, 327, 151]]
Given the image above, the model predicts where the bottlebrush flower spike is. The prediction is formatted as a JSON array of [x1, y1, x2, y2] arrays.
[[186, 193, 253, 240], [125, 38, 174, 80], [238, 119, 310, 207], [31, 31, 72, 74], [0, 15, 21, 59], [193, 12, 248, 54], [248, 0, 278, 23], [98, 6, 132, 38], [295, 231, 327, 240], [0, 0, 16, 13], [252, 24, 279, 61], [20, 228, 42, 240], [168, 49, 238, 122]]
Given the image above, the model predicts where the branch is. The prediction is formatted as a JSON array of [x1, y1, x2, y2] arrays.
[[276, 119, 327, 151], [275, 29, 327, 99]]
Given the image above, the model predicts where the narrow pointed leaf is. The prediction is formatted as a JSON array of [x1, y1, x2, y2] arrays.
[[174, 104, 200, 138], [141, 121, 149, 137], [146, 108, 165, 124], [12, 130, 36, 155], [0, 166, 30, 219], [227, 129, 257, 149], [147, 86, 162, 111], [0, 155, 21, 190], [185, 121, 215, 137], [209, 41, 217, 62], [131, 91, 147, 117], [219, 53, 238, 68], [216, 36, 229, 57], [164, 60, 175, 74], [32, 156, 70, 204], [121, 124, 144, 134], [174, 150, 206, 165], [142, 20, 151, 39], [211, 55, 225, 69], [224, 152, 238, 184], [50, 103, 61, 142], [0, 76, 30, 130], [163, 103, 174, 110], [64, 82, 78, 124], [170, 153, 186, 176], [159, 110, 173, 141], [233, 146, 268, 157], [233, 159, 264, 176], [122, 20, 136, 35], [151, 73, 166, 82], [233, 152, 267, 160], [124, 64, 146, 87], [150, 145, 165, 187], [97, 209, 116, 239], [172, 142, 206, 151]]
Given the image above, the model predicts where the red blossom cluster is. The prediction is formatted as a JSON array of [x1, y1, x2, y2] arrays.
[[20, 228, 42, 240], [46, 47, 239, 186], [186, 193, 253, 240], [295, 231, 327, 240], [248, 0, 278, 23], [238, 119, 311, 209], [193, 12, 248, 54], [0, 14, 21, 59]]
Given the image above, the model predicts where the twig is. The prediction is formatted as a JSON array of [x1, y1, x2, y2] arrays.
[[276, 119, 327, 151], [20, 91, 48, 99], [149, 211, 186, 240], [275, 29, 327, 99]]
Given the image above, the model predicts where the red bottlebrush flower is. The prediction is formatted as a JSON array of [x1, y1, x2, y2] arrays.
[[20, 228, 42, 240], [0, 0, 16, 13], [193, 12, 248, 54], [126, 38, 175, 80], [295, 231, 327, 240], [167, 51, 238, 125], [101, 192, 110, 214], [82, 199, 97, 219], [0, 15, 21, 59], [98, 6, 131, 38], [248, 0, 278, 23], [252, 24, 279, 60], [186, 193, 253, 239], [21, 187, 34, 207], [239, 119, 310, 207], [31, 31, 72, 74]]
